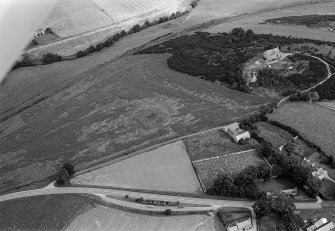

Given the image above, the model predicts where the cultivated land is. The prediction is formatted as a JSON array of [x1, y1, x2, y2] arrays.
[[268, 102, 335, 158], [0, 53, 271, 192], [204, 1, 335, 42], [183, 129, 259, 161], [72, 141, 202, 193], [66, 205, 215, 231], [0, 194, 97, 231], [193, 150, 265, 191]]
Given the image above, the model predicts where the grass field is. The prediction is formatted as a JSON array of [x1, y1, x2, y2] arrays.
[[183, 129, 259, 161], [259, 214, 282, 231], [66, 205, 215, 231], [0, 194, 96, 231], [268, 102, 335, 158], [72, 141, 202, 193], [256, 176, 294, 193], [193, 150, 265, 191], [255, 121, 294, 148], [299, 208, 335, 223], [318, 100, 335, 111], [0, 53, 270, 192]]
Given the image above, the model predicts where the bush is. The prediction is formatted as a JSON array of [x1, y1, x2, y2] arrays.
[[12, 55, 33, 70], [164, 209, 172, 215], [190, 0, 199, 8], [42, 53, 62, 64], [132, 24, 142, 33], [120, 30, 127, 37], [112, 34, 120, 41], [103, 38, 114, 47], [76, 50, 87, 58]]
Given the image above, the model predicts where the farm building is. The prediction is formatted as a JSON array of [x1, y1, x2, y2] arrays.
[[227, 218, 252, 231], [307, 218, 328, 231], [281, 187, 298, 196], [302, 158, 325, 181], [263, 47, 281, 61], [222, 122, 250, 143], [315, 222, 335, 231]]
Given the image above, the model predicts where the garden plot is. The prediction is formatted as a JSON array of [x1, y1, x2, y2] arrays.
[[193, 150, 265, 191], [72, 141, 202, 193], [184, 129, 259, 161], [255, 121, 294, 148]]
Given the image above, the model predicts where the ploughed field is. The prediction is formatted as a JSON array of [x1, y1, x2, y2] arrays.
[[72, 141, 202, 193], [0, 53, 270, 192]]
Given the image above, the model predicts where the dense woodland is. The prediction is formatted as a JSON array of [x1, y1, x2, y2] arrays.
[[138, 28, 333, 92], [264, 15, 335, 28]]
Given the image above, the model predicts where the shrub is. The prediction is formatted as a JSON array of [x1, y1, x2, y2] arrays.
[[190, 0, 199, 8], [112, 34, 120, 41], [42, 53, 62, 64], [12, 55, 33, 70], [103, 38, 114, 47], [76, 50, 87, 58], [95, 43, 104, 51], [120, 30, 127, 37], [132, 24, 142, 33], [164, 209, 172, 216], [86, 45, 96, 54]]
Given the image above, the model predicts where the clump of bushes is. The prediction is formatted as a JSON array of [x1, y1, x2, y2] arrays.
[[55, 163, 75, 186], [315, 76, 335, 100], [12, 55, 33, 70], [288, 90, 320, 102], [42, 53, 62, 64]]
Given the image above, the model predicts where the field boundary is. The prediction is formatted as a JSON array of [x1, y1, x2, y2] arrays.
[[192, 149, 258, 163]]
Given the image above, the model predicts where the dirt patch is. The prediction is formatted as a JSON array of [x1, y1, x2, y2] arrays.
[[132, 108, 170, 129]]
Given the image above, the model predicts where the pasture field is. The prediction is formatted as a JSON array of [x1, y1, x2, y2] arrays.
[[0, 194, 96, 231], [183, 129, 259, 161], [193, 150, 265, 191], [66, 205, 215, 231], [0, 54, 270, 192], [255, 121, 294, 148], [204, 1, 335, 42], [72, 141, 202, 193], [268, 102, 335, 158]]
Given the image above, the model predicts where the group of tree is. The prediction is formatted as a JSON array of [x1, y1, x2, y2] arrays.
[[253, 192, 304, 231], [288, 90, 320, 102], [315, 76, 335, 100], [261, 141, 322, 198], [55, 163, 75, 186], [76, 10, 189, 59], [138, 28, 334, 93], [207, 164, 272, 199], [41, 53, 62, 64]]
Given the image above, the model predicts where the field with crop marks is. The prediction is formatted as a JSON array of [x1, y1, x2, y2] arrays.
[[268, 102, 335, 158], [0, 53, 271, 193], [193, 150, 265, 191], [72, 141, 202, 193], [66, 205, 215, 231]]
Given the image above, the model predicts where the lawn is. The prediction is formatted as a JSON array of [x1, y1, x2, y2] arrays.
[[0, 194, 96, 231], [72, 141, 202, 193], [259, 214, 282, 231], [183, 129, 259, 161], [299, 208, 335, 224], [255, 121, 294, 148], [268, 102, 335, 158], [66, 204, 215, 231], [193, 150, 266, 191], [256, 176, 294, 193]]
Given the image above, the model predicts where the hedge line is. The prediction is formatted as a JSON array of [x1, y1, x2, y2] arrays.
[[11, 4, 197, 70]]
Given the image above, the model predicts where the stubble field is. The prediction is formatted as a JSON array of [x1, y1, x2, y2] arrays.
[[66, 205, 215, 231], [268, 102, 335, 157], [0, 54, 270, 192], [72, 141, 202, 193]]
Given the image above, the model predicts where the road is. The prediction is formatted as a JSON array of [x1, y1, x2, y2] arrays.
[[0, 185, 323, 231]]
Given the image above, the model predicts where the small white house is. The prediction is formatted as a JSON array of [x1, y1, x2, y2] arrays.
[[307, 218, 328, 231], [227, 218, 252, 231], [315, 221, 335, 231], [223, 122, 250, 143], [263, 47, 281, 61]]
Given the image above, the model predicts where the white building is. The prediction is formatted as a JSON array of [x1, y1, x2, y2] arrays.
[[307, 218, 328, 231], [223, 122, 250, 143], [227, 218, 252, 231], [263, 47, 281, 61], [315, 221, 335, 231]]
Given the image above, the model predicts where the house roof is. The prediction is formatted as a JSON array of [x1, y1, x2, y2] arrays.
[[263, 48, 280, 59], [315, 221, 335, 231], [223, 122, 239, 131], [237, 219, 252, 229]]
